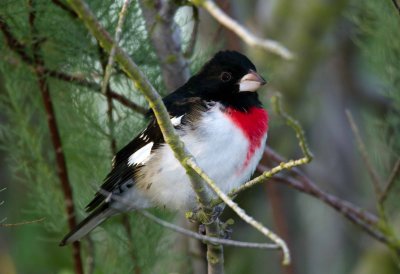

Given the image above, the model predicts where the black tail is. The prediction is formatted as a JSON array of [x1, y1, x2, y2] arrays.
[[59, 205, 116, 246]]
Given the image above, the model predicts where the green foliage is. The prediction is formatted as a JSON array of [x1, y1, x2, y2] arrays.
[[0, 0, 192, 273], [353, 0, 400, 235], [353, 0, 400, 152]]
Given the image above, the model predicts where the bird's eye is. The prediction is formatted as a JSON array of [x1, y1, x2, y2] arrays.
[[220, 72, 232, 82]]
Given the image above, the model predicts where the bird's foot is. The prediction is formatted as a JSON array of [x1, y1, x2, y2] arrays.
[[186, 205, 224, 225], [198, 218, 234, 239], [220, 218, 234, 239]]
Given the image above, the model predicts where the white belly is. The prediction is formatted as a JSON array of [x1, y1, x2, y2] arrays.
[[132, 105, 267, 211]]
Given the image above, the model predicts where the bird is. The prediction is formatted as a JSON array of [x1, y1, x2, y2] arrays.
[[60, 50, 269, 246]]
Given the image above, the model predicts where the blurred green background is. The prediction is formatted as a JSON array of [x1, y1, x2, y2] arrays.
[[0, 0, 399, 273]]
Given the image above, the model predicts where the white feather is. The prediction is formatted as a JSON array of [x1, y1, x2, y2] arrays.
[[127, 142, 153, 166], [171, 115, 183, 126]]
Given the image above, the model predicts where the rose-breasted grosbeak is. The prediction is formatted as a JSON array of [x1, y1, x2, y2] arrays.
[[60, 50, 268, 246]]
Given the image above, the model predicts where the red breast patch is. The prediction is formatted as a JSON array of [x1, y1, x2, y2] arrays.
[[225, 107, 269, 170]]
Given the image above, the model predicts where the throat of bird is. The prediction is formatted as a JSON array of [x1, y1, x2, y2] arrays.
[[224, 107, 269, 170]]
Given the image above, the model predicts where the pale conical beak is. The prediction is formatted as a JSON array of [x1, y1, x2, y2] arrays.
[[239, 70, 267, 92]]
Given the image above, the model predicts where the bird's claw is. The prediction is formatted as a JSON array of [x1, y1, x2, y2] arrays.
[[198, 218, 234, 239], [186, 205, 224, 224], [220, 218, 234, 239]]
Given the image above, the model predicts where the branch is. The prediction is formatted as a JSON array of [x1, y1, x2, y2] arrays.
[[37, 40, 85, 274], [101, 0, 131, 95], [194, 0, 294, 60], [139, 210, 279, 249], [0, 16, 34, 65], [27, 1, 83, 273], [345, 110, 383, 196], [0, 217, 46, 227], [46, 68, 147, 114], [97, 5, 142, 270], [42, 69, 147, 115], [95, 187, 278, 249], [139, 0, 191, 91], [52, 0, 78, 18], [101, 0, 130, 153], [0, 188, 6, 224], [392, 0, 400, 15], [260, 148, 393, 246], [184, 5, 199, 58], [138, 0, 210, 269], [270, 173, 388, 243], [0, 16, 147, 115], [380, 158, 400, 204], [186, 159, 291, 265], [263, 183, 295, 274]]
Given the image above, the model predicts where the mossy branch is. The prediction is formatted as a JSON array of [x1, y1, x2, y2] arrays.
[[101, 0, 132, 95], [186, 159, 291, 265], [192, 0, 294, 60]]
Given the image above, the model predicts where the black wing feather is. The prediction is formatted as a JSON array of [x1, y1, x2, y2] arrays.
[[85, 119, 163, 212], [85, 94, 207, 212]]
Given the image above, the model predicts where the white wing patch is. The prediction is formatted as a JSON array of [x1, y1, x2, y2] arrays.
[[171, 115, 183, 126], [127, 142, 154, 166]]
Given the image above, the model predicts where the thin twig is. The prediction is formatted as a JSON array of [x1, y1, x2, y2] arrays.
[[99, 13, 142, 269], [269, 173, 388, 244], [392, 0, 400, 15], [100, 0, 131, 155], [259, 148, 394, 246], [263, 183, 295, 274], [194, 0, 294, 60], [380, 158, 400, 204], [98, 45, 118, 156], [0, 217, 46, 227], [52, 0, 78, 18], [0, 16, 33, 64], [43, 69, 147, 115], [0, 188, 5, 225], [101, 0, 131, 95], [0, 17, 147, 115], [120, 215, 142, 274], [345, 110, 383, 196], [140, 1, 211, 269], [186, 159, 291, 265], [47, 68, 147, 114], [97, 15, 142, 269], [139, 210, 279, 249], [263, 148, 379, 225], [217, 94, 313, 201], [95, 188, 278, 250], [27, 2, 83, 273], [85, 236, 96, 274]]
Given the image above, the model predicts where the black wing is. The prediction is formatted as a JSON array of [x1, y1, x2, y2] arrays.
[[85, 119, 163, 212], [85, 94, 206, 212]]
